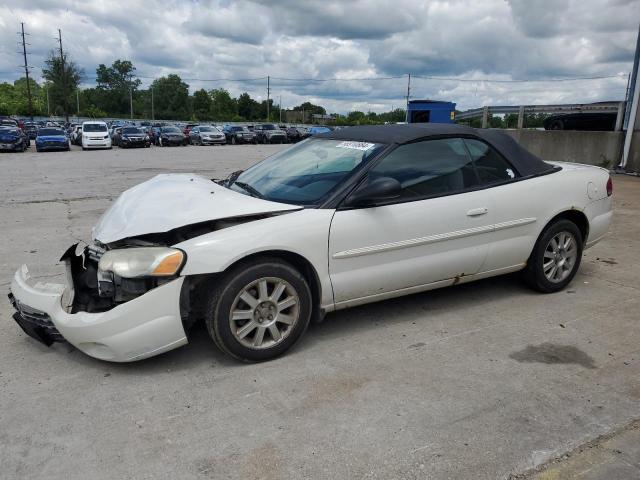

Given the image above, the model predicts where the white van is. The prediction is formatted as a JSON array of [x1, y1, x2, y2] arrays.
[[81, 121, 111, 150]]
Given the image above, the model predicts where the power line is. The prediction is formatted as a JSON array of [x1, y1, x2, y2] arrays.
[[411, 73, 628, 83]]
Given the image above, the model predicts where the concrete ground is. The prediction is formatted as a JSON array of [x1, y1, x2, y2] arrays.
[[0, 144, 639, 480]]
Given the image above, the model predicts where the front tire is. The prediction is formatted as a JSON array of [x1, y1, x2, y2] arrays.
[[205, 258, 312, 362], [523, 219, 583, 293]]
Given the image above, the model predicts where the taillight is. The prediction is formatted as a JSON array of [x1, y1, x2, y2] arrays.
[[606, 176, 613, 197]]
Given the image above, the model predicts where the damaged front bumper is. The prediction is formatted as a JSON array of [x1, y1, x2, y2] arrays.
[[9, 263, 188, 362]]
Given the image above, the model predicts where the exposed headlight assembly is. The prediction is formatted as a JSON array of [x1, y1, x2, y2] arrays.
[[98, 247, 185, 278]]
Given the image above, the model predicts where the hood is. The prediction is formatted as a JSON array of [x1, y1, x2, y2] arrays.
[[92, 173, 302, 244]]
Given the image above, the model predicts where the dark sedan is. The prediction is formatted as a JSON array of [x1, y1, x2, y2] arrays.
[[35, 128, 70, 152], [116, 127, 151, 148], [0, 127, 29, 152], [222, 125, 256, 144], [157, 126, 188, 146]]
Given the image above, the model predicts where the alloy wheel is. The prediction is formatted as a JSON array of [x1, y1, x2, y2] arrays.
[[543, 231, 578, 283], [229, 277, 300, 349]]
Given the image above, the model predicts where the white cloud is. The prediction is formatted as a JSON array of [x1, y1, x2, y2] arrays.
[[0, 0, 637, 113]]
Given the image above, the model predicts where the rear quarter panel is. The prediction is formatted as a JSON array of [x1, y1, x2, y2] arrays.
[[483, 163, 610, 270]]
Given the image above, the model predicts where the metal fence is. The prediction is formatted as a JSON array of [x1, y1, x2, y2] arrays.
[[456, 101, 626, 130]]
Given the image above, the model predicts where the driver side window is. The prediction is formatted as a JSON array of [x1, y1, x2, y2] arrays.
[[368, 138, 479, 199]]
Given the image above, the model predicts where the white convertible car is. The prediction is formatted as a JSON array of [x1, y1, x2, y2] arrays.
[[9, 124, 612, 362]]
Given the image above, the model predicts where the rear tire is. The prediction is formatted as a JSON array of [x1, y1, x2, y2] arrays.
[[205, 258, 312, 362], [523, 219, 583, 293]]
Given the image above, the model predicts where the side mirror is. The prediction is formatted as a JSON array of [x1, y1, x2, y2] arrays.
[[345, 177, 402, 207]]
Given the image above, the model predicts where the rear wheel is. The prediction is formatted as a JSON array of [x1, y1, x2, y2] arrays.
[[205, 258, 312, 362], [523, 219, 583, 293]]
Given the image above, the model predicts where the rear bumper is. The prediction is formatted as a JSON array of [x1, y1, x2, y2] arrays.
[[584, 196, 613, 249], [9, 265, 188, 362]]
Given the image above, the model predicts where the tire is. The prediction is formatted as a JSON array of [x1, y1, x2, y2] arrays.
[[523, 219, 583, 293], [205, 258, 312, 362], [231, 136, 236, 145]]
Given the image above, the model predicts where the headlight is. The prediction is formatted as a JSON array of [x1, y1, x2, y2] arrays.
[[104, 134, 109, 139], [98, 247, 185, 278]]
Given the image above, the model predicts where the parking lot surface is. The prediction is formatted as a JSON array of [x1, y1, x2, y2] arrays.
[[1, 145, 639, 479]]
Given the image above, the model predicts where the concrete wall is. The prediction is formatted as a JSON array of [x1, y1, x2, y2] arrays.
[[503, 129, 624, 169]]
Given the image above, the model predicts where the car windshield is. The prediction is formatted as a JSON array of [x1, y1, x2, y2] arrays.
[[38, 128, 65, 136], [229, 126, 245, 132], [230, 138, 386, 205], [163, 127, 181, 133], [122, 127, 143, 134], [83, 124, 107, 132], [199, 126, 216, 132], [263, 124, 277, 130]]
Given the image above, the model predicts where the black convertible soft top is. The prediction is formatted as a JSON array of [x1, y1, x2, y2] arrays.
[[320, 124, 555, 177]]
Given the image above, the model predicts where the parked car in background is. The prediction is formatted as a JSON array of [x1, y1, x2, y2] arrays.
[[190, 125, 226, 145], [8, 124, 613, 363], [0, 126, 29, 152], [35, 127, 70, 152], [543, 112, 617, 131], [0, 117, 19, 128], [183, 123, 197, 141], [23, 122, 39, 140], [157, 126, 188, 146], [70, 126, 83, 146], [150, 126, 162, 145], [284, 126, 303, 143], [222, 125, 257, 144], [254, 123, 287, 144], [81, 121, 111, 150], [307, 126, 332, 136], [116, 127, 151, 148]]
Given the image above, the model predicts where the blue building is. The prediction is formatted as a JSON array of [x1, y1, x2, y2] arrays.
[[407, 100, 456, 124]]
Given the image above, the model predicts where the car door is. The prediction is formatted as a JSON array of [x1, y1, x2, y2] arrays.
[[462, 138, 544, 271], [329, 137, 494, 306]]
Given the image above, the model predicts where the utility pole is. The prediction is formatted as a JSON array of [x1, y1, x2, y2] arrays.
[[130, 86, 133, 119], [151, 86, 154, 120], [46, 86, 50, 116], [19, 23, 34, 120], [405, 73, 411, 123], [57, 29, 68, 123], [266, 76, 270, 122], [76, 89, 80, 117], [279, 95, 282, 123]]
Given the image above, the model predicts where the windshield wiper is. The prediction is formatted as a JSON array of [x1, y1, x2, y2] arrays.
[[232, 181, 265, 199], [223, 169, 244, 187]]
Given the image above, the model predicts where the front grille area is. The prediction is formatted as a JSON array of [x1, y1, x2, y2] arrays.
[[8, 293, 65, 345], [87, 243, 106, 263]]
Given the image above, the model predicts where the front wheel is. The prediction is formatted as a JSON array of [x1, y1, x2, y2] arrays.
[[205, 258, 312, 362], [523, 219, 583, 293]]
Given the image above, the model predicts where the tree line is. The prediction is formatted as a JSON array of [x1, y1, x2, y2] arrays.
[[0, 51, 411, 124]]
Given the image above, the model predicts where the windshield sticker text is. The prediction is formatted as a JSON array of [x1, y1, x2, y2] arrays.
[[335, 141, 376, 151]]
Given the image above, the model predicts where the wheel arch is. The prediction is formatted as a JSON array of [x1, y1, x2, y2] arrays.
[[182, 249, 325, 328], [545, 209, 589, 243]]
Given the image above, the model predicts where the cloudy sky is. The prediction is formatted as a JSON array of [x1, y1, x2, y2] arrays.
[[0, 0, 638, 113]]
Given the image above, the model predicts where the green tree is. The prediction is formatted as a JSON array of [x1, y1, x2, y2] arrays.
[[237, 92, 260, 120], [95, 60, 141, 116], [150, 74, 190, 120], [192, 89, 212, 120], [209, 88, 237, 121], [42, 50, 83, 121], [292, 101, 326, 115]]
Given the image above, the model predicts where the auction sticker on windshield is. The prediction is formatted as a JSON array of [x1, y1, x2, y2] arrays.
[[335, 141, 376, 151]]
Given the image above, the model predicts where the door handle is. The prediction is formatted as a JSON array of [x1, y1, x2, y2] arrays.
[[466, 207, 488, 217]]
